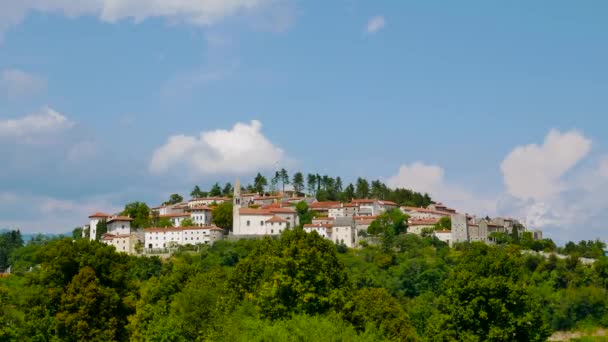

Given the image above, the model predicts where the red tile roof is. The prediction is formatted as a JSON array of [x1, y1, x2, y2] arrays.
[[188, 205, 212, 211], [309, 201, 340, 209], [159, 213, 190, 218], [88, 212, 110, 218], [266, 216, 288, 223], [239, 208, 272, 215], [106, 216, 133, 223], [269, 207, 296, 214]]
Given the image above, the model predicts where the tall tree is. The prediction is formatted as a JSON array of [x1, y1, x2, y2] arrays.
[[292, 172, 305, 195], [95, 219, 108, 240], [370, 180, 384, 199], [271, 171, 280, 194], [209, 183, 222, 197], [190, 185, 206, 199], [163, 193, 183, 206], [343, 184, 355, 202], [212, 202, 233, 230], [306, 174, 317, 196], [222, 183, 233, 197], [180, 218, 195, 227], [335, 177, 343, 193], [355, 178, 370, 199], [253, 173, 268, 195], [279, 168, 289, 194], [121, 202, 151, 228]]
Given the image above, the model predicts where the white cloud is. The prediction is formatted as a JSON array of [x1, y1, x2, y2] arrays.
[[366, 15, 385, 34], [1, 69, 47, 99], [0, 0, 285, 40], [500, 129, 592, 201], [0, 107, 74, 142], [150, 120, 285, 176], [386, 162, 497, 215], [0, 192, 121, 233]]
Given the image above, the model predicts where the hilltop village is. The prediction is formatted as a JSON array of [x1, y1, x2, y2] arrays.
[[82, 174, 543, 255]]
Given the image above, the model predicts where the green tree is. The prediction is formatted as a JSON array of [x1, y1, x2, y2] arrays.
[[157, 218, 173, 228], [279, 168, 289, 194], [343, 183, 356, 202], [434, 216, 451, 230], [121, 202, 151, 228], [181, 218, 195, 227], [254, 173, 268, 194], [72, 227, 83, 239], [222, 182, 233, 197], [346, 288, 418, 341], [209, 183, 223, 197], [212, 202, 233, 230], [427, 244, 550, 341], [296, 201, 314, 225], [231, 228, 351, 319], [163, 193, 183, 205], [95, 219, 108, 240], [0, 230, 23, 271], [307, 174, 317, 196], [55, 267, 125, 342], [292, 172, 305, 195], [190, 185, 206, 198], [355, 178, 370, 199]]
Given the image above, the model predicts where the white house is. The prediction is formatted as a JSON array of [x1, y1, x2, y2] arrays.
[[101, 231, 144, 254], [144, 226, 223, 250], [106, 216, 132, 235], [328, 203, 359, 218], [352, 199, 398, 216], [408, 218, 438, 235], [232, 181, 299, 236], [188, 205, 213, 226], [87, 212, 110, 241], [159, 213, 190, 227], [401, 206, 451, 220], [188, 197, 230, 208], [331, 217, 357, 248], [433, 229, 452, 246], [303, 223, 332, 239]]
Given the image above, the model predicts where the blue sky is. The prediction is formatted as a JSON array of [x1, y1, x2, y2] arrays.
[[0, 0, 607, 243]]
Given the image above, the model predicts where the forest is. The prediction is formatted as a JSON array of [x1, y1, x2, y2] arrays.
[[1, 223, 608, 341]]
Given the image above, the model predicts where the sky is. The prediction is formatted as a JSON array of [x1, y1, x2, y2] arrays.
[[0, 0, 607, 244]]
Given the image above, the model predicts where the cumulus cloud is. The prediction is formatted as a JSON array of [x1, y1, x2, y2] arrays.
[[500, 129, 592, 201], [1, 68, 47, 99], [387, 162, 497, 215], [0, 107, 74, 143], [0, 0, 286, 40], [150, 120, 285, 176], [366, 15, 385, 34], [496, 130, 608, 242]]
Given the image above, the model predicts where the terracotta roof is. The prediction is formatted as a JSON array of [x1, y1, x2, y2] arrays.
[[239, 208, 272, 215], [304, 223, 332, 229], [266, 216, 288, 223], [188, 205, 212, 211], [309, 201, 340, 209], [401, 206, 453, 216], [378, 200, 398, 206], [159, 213, 190, 218], [106, 216, 133, 223], [269, 207, 296, 214], [190, 197, 230, 202], [88, 212, 110, 218], [352, 199, 375, 204]]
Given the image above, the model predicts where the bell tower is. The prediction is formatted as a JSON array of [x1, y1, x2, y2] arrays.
[[232, 179, 241, 234]]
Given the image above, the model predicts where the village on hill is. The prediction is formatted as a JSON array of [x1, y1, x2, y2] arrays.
[[82, 172, 544, 255]]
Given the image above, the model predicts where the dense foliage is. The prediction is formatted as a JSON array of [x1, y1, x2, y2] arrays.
[[0, 229, 607, 341]]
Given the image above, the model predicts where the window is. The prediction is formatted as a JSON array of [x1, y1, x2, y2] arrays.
[[260, 221, 264, 226], [246, 220, 250, 226], [271, 229, 274, 234], [279, 222, 282, 226]]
